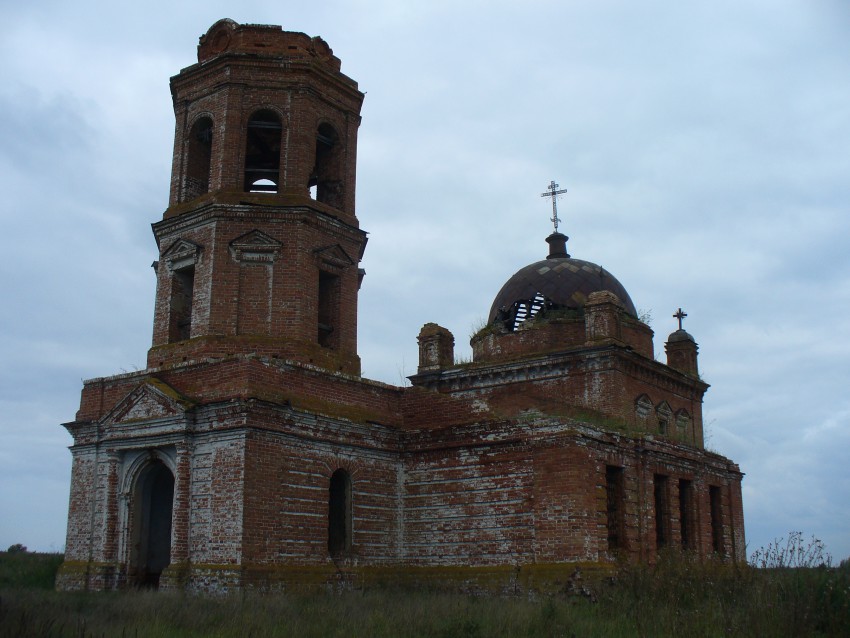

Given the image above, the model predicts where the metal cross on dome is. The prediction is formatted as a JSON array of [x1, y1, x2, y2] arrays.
[[674, 307, 688, 330], [541, 180, 568, 232]]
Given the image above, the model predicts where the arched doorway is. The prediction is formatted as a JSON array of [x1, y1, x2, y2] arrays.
[[129, 460, 174, 588]]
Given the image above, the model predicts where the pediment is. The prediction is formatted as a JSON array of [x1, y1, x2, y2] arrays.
[[229, 230, 282, 262], [314, 243, 354, 269], [101, 378, 195, 426], [635, 394, 653, 419], [161, 239, 201, 270]]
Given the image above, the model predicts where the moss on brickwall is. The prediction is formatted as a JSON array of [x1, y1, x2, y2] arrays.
[[566, 409, 633, 435], [55, 560, 126, 592], [186, 562, 618, 595], [471, 308, 586, 342], [148, 334, 361, 376], [284, 395, 394, 425], [156, 562, 615, 594], [55, 560, 93, 577]]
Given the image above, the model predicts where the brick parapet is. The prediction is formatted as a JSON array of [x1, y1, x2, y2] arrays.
[[75, 356, 403, 426], [412, 344, 707, 444]]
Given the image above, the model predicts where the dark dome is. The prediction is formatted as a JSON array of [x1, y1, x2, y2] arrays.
[[667, 328, 695, 343], [488, 256, 637, 327]]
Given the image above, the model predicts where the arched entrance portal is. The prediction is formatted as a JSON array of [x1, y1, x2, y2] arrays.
[[130, 460, 174, 588]]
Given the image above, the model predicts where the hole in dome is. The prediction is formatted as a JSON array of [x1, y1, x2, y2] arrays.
[[499, 292, 559, 331]]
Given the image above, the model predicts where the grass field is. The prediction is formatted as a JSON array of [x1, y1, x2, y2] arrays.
[[1, 545, 848, 637]]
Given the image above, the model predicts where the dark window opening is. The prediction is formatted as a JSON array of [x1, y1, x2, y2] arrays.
[[710, 485, 725, 554], [244, 110, 282, 192], [328, 469, 352, 556], [169, 266, 195, 342], [656, 402, 672, 435], [308, 123, 343, 208], [606, 465, 625, 552], [318, 271, 340, 348], [654, 474, 669, 550], [185, 117, 213, 201], [130, 461, 174, 588], [679, 479, 695, 550]]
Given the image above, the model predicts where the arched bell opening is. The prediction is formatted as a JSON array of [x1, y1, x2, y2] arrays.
[[244, 109, 282, 193], [184, 116, 213, 201], [309, 122, 343, 208]]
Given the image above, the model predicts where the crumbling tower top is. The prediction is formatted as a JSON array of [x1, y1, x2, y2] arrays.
[[166, 19, 363, 218], [197, 19, 343, 71]]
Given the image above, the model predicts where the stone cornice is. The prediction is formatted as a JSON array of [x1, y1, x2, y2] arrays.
[[155, 197, 364, 242], [412, 341, 707, 401]]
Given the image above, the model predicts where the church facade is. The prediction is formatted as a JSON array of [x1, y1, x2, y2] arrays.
[[57, 20, 744, 593]]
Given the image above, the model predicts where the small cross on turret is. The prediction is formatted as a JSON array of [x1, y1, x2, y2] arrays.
[[673, 307, 688, 331], [540, 180, 568, 232]]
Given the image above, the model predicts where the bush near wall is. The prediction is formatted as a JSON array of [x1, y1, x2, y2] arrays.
[[0, 548, 64, 590]]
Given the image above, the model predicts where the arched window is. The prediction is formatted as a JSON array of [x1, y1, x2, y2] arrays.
[[244, 110, 282, 192], [678, 478, 695, 550], [170, 266, 195, 342], [317, 270, 340, 348], [635, 394, 653, 422], [675, 410, 691, 439], [656, 401, 672, 435], [309, 123, 342, 207], [184, 116, 213, 200], [653, 473, 670, 549], [605, 465, 625, 552], [129, 460, 174, 588], [161, 239, 201, 343], [328, 468, 352, 556], [709, 486, 725, 554]]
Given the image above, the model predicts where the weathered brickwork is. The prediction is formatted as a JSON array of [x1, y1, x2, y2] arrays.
[[57, 19, 745, 594]]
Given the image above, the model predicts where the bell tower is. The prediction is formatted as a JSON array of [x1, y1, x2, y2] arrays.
[[147, 19, 366, 374]]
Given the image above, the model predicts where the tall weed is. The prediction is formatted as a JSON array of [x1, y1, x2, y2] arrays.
[[1, 539, 848, 637]]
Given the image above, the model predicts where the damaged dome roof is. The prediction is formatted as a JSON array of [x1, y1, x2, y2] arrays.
[[487, 232, 636, 330]]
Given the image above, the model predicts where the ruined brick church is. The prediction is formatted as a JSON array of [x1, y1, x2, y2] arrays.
[[57, 19, 744, 592]]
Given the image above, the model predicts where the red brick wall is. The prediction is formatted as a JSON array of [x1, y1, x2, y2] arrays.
[[57, 20, 745, 593], [402, 440, 534, 565], [148, 203, 366, 374], [241, 417, 402, 565]]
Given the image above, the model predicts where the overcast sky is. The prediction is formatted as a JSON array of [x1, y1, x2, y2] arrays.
[[1, 0, 848, 562]]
